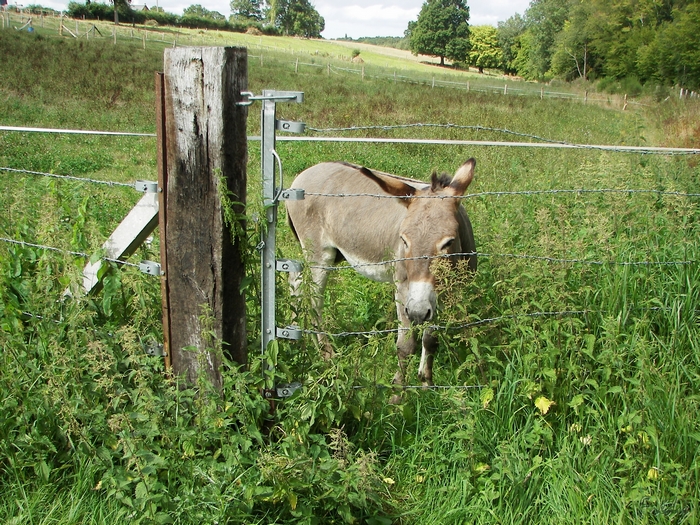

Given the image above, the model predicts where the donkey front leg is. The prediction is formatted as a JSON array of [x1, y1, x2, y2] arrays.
[[418, 328, 437, 386], [389, 297, 416, 403], [290, 246, 337, 358]]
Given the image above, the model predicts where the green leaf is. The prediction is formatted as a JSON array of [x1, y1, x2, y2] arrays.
[[480, 387, 494, 409], [569, 394, 585, 409], [35, 460, 50, 482], [135, 481, 149, 501]]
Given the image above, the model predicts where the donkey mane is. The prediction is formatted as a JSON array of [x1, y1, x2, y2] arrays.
[[335, 161, 376, 180]]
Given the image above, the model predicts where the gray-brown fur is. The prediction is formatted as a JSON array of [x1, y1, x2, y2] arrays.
[[286, 160, 477, 395]]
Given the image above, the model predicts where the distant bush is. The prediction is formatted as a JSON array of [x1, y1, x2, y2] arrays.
[[178, 14, 229, 30], [24, 4, 61, 15], [64, 2, 279, 35], [143, 10, 179, 26], [66, 1, 112, 20], [597, 75, 644, 96]]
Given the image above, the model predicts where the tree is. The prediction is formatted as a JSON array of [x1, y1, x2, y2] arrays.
[[497, 13, 527, 75], [468, 25, 502, 73], [550, 2, 595, 80], [183, 4, 225, 21], [269, 0, 324, 37], [408, 0, 471, 66], [230, 0, 264, 22], [655, 3, 700, 89], [110, 0, 131, 25], [524, 0, 570, 79]]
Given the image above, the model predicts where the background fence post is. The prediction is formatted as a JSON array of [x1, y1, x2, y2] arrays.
[[162, 47, 249, 388]]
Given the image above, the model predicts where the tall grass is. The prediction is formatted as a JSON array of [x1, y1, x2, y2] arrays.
[[1, 29, 699, 524]]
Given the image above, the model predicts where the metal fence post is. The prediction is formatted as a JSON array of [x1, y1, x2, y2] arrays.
[[240, 90, 305, 397], [260, 92, 278, 359]]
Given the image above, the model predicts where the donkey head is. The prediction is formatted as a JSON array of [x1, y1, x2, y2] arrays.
[[366, 159, 476, 323]]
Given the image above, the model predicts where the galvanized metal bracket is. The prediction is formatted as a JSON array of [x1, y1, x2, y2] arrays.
[[276, 382, 302, 397], [263, 382, 303, 399], [277, 188, 305, 201], [238, 91, 304, 106], [139, 260, 162, 276], [144, 343, 166, 357], [276, 326, 302, 340], [275, 120, 306, 134], [134, 180, 160, 193], [276, 259, 303, 273]]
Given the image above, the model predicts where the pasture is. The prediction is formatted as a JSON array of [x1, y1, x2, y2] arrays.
[[1, 27, 700, 524]]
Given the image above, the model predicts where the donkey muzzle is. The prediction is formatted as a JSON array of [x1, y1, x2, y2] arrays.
[[404, 281, 437, 324]]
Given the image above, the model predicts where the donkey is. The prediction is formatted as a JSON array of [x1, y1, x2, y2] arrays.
[[285, 159, 477, 388]]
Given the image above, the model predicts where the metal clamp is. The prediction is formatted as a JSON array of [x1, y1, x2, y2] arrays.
[[139, 261, 162, 276], [276, 259, 303, 273], [278, 188, 305, 201], [263, 382, 302, 399], [275, 120, 306, 134], [276, 326, 302, 340], [276, 382, 302, 397], [144, 343, 166, 357], [134, 180, 159, 193], [237, 91, 304, 106]]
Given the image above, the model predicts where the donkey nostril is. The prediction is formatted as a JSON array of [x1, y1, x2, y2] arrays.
[[425, 309, 432, 321]]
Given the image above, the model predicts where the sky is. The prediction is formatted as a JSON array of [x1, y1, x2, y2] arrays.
[[16, 0, 532, 40]]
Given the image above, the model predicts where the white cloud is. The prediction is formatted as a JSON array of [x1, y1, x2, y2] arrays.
[[316, 3, 420, 39]]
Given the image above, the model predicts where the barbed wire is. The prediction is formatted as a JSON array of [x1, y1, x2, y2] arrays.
[[300, 306, 690, 339], [304, 123, 700, 155], [307, 122, 574, 145], [301, 187, 700, 200], [352, 384, 486, 391], [0, 236, 141, 268], [306, 251, 697, 272], [1, 166, 133, 188]]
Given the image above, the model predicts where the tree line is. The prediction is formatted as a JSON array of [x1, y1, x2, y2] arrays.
[[66, 0, 324, 38], [404, 0, 700, 91]]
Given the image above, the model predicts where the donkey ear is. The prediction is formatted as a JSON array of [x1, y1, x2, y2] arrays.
[[359, 166, 416, 200], [448, 158, 475, 196]]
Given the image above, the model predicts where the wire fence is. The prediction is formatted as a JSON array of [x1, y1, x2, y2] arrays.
[[2, 119, 699, 378], [3, 120, 698, 269]]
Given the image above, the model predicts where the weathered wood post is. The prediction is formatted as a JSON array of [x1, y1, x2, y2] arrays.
[[162, 47, 249, 388]]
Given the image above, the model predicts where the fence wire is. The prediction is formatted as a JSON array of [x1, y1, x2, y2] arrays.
[[302, 187, 700, 200], [304, 123, 700, 155], [0, 236, 141, 269], [5, 122, 700, 155], [300, 306, 692, 339], [1, 166, 134, 188], [306, 251, 697, 272]]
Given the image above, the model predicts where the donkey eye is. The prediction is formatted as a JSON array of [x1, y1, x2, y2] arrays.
[[400, 235, 409, 248], [440, 238, 455, 251]]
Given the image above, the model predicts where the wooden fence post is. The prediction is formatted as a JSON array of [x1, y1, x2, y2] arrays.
[[162, 47, 249, 388], [155, 72, 172, 371]]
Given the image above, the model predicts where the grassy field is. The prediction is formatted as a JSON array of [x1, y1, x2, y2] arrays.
[[1, 26, 700, 524]]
